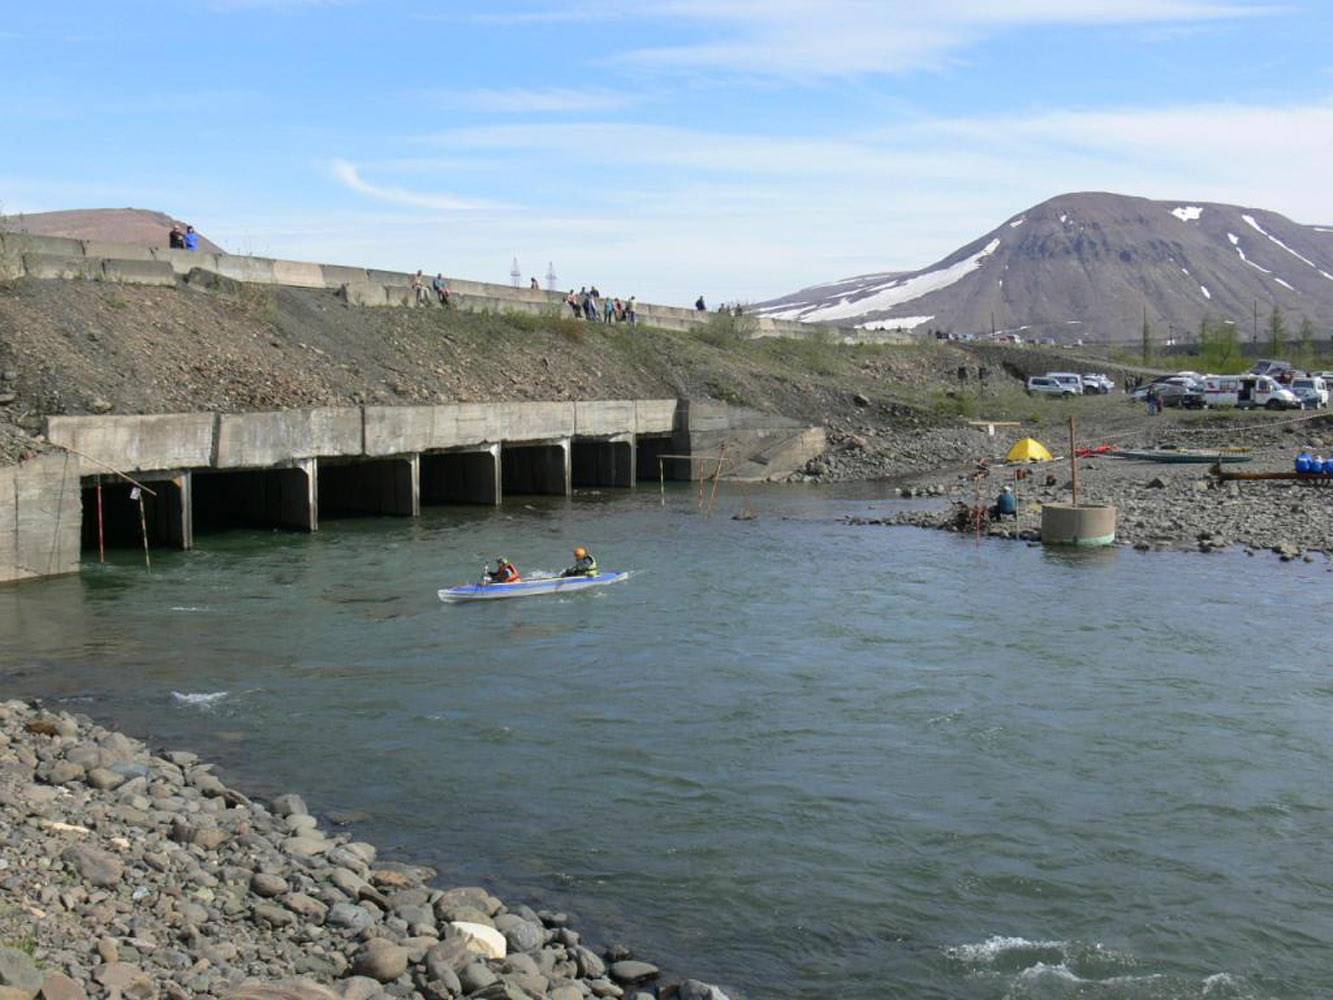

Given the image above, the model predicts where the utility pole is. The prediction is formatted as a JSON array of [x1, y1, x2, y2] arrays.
[[510, 256, 522, 288], [1253, 299, 1258, 345], [545, 261, 558, 292]]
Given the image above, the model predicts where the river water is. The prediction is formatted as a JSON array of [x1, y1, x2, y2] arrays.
[[2, 484, 1331, 999]]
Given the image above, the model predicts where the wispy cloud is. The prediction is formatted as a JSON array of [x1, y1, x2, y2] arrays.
[[421, 88, 635, 113], [328, 159, 506, 211], [562, 0, 1282, 78]]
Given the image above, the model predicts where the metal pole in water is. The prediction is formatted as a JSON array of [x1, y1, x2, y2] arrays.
[[1069, 415, 1079, 507], [659, 456, 665, 507], [136, 489, 151, 572], [96, 480, 105, 564]]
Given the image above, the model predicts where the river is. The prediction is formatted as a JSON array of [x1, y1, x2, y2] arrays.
[[2, 484, 1330, 999]]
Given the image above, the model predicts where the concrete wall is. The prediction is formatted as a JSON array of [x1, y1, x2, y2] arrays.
[[0, 228, 917, 344], [0, 453, 82, 584]]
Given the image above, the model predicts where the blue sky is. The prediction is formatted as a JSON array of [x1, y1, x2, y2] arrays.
[[4, 1, 1332, 304]]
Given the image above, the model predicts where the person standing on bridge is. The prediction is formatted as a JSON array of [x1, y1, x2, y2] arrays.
[[695, 295, 706, 311], [183, 226, 199, 251]]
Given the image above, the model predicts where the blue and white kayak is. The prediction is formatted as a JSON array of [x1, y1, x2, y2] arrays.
[[438, 571, 629, 603]]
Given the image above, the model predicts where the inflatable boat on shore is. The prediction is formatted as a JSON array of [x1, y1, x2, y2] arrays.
[[439, 571, 629, 603]]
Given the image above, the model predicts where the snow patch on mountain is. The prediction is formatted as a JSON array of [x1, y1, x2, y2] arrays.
[[1200, 285, 1211, 299], [1009, 217, 1024, 228], [1172, 206, 1203, 222], [1275, 278, 1295, 291], [1243, 214, 1322, 271], [765, 239, 1001, 323], [1227, 232, 1272, 273], [857, 315, 934, 331]]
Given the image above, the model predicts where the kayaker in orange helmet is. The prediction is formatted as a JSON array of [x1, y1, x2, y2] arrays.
[[487, 557, 520, 584], [561, 546, 598, 578]]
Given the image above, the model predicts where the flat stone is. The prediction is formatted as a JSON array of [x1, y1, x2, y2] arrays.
[[224, 980, 343, 1000], [336, 977, 382, 1000], [92, 964, 147, 991], [253, 902, 297, 927], [0, 986, 38, 1000], [352, 941, 409, 983], [283, 893, 328, 923], [282, 836, 328, 857], [608, 961, 659, 985], [61, 845, 123, 888], [47, 761, 85, 785], [39, 972, 86, 1000], [447, 921, 506, 960], [251, 873, 289, 898], [327, 902, 377, 933], [457, 963, 496, 994], [84, 767, 126, 790], [270, 793, 308, 817], [0, 947, 42, 998]]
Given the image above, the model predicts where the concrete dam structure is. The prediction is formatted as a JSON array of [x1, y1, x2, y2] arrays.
[[1, 399, 824, 585]]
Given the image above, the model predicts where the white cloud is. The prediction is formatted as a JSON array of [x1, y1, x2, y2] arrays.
[[585, 0, 1278, 78], [328, 159, 507, 212], [422, 88, 635, 113]]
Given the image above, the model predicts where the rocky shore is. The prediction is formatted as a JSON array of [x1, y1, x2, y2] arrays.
[[842, 441, 1333, 561], [0, 702, 732, 1000]]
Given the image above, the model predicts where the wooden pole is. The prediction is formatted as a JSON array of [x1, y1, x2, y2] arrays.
[[705, 443, 727, 519], [1069, 415, 1079, 507], [137, 491, 152, 572], [96, 480, 105, 564]]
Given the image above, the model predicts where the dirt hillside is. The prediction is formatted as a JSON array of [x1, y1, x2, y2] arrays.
[[0, 208, 224, 252]]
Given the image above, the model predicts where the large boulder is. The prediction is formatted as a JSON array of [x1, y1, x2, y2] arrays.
[[446, 922, 506, 960], [0, 948, 42, 999], [61, 845, 123, 888], [351, 941, 408, 983], [224, 979, 342, 1000]]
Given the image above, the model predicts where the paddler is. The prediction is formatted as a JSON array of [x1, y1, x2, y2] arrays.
[[561, 546, 598, 578], [487, 557, 521, 584]]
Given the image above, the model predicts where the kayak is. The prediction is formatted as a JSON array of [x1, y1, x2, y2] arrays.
[[1109, 449, 1252, 464], [438, 571, 629, 603]]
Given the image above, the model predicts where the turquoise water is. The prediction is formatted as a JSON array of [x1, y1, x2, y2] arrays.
[[3, 485, 1331, 999]]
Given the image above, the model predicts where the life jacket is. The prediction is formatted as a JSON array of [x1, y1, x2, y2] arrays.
[[495, 563, 520, 583], [576, 555, 598, 576]]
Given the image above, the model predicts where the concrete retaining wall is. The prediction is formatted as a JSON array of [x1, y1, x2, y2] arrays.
[[46, 413, 217, 473], [0, 453, 82, 584], [0, 227, 904, 344]]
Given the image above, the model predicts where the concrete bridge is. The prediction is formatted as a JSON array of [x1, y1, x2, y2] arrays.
[[1, 399, 823, 584]]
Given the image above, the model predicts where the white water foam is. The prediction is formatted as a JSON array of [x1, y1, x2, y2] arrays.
[[171, 691, 229, 708], [945, 935, 1067, 964]]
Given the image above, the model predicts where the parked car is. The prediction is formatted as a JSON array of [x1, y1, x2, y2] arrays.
[[1289, 376, 1329, 409], [1131, 376, 1195, 400], [1154, 383, 1206, 409], [1081, 374, 1115, 394], [1027, 376, 1076, 398], [1045, 372, 1085, 395], [1249, 359, 1292, 378]]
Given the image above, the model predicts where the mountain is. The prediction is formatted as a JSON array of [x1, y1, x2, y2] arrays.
[[756, 192, 1333, 341], [0, 208, 223, 253]]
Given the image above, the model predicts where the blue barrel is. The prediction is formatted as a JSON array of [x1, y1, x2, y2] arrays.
[[1296, 451, 1312, 473]]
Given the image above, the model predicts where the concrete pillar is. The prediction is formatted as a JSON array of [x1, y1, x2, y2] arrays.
[[501, 439, 571, 496], [420, 444, 501, 505], [572, 434, 635, 488], [317, 456, 419, 517], [276, 459, 318, 531], [168, 471, 193, 549]]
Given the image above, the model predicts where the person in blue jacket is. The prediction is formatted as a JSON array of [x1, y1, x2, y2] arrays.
[[991, 485, 1018, 520], [183, 225, 199, 250]]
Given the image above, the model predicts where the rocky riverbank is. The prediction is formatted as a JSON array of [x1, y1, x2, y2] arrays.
[[0, 701, 733, 1000]]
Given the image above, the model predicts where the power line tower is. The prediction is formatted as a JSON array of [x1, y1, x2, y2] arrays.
[[510, 256, 521, 288], [545, 261, 558, 291]]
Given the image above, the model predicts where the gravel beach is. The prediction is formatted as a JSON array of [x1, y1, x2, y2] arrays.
[[0, 702, 733, 1000]]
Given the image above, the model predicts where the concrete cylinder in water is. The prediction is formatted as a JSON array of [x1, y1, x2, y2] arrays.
[[1040, 503, 1117, 547]]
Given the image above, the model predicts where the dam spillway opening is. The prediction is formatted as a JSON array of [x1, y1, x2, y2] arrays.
[[571, 439, 634, 489], [317, 457, 419, 519], [420, 449, 499, 506], [635, 435, 690, 481], [501, 442, 569, 497], [192, 467, 315, 534], [80, 475, 188, 551]]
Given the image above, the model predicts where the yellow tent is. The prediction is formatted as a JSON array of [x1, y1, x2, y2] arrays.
[[1006, 437, 1053, 462]]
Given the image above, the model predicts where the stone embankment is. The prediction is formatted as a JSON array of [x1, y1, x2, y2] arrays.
[[0, 701, 732, 1000], [843, 446, 1333, 562]]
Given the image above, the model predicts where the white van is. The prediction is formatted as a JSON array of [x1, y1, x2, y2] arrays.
[[1289, 376, 1329, 409], [1045, 372, 1084, 395], [1202, 374, 1302, 410]]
